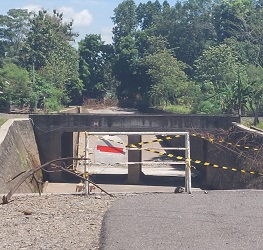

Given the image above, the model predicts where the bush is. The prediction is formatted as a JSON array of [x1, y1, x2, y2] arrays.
[[192, 100, 221, 114], [44, 96, 62, 112]]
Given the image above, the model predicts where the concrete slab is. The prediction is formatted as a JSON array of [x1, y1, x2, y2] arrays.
[[44, 182, 201, 194]]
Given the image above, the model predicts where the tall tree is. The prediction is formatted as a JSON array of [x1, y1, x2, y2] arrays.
[[150, 0, 217, 70], [39, 44, 82, 105], [136, 0, 162, 30], [0, 9, 30, 62], [113, 34, 140, 107], [79, 34, 117, 99], [112, 0, 138, 44], [20, 9, 77, 70], [141, 48, 194, 107], [20, 9, 82, 107], [135, 34, 171, 105]]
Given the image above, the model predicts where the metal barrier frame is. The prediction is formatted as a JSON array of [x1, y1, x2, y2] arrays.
[[83, 132, 191, 194]]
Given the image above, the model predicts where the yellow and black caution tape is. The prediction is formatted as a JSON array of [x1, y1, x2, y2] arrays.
[[116, 132, 261, 152], [68, 168, 90, 179], [135, 132, 261, 152], [159, 132, 261, 151], [88, 132, 257, 154], [86, 132, 263, 177], [144, 148, 263, 177], [190, 133, 260, 151]]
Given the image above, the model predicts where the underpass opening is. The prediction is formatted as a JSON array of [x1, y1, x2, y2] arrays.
[[30, 113, 240, 189]]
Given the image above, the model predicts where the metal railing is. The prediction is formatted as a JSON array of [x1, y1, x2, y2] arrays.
[[81, 132, 191, 194]]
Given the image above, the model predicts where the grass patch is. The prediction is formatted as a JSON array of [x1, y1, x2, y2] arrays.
[[241, 119, 253, 127], [0, 118, 8, 126], [255, 122, 263, 130], [241, 117, 263, 129]]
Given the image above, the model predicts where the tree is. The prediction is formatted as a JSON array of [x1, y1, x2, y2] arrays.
[[20, 9, 77, 70], [20, 9, 82, 107], [224, 37, 261, 65], [245, 64, 263, 125], [113, 34, 140, 107], [0, 9, 30, 62], [149, 0, 217, 71], [136, 0, 162, 30], [112, 0, 138, 44], [39, 44, 83, 106], [0, 61, 32, 109], [79, 34, 117, 99], [223, 1, 263, 66], [141, 48, 193, 107], [194, 44, 248, 114]]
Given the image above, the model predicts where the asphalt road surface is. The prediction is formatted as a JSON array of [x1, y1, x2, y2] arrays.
[[100, 190, 263, 250]]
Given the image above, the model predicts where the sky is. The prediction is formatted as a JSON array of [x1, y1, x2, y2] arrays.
[[0, 0, 175, 45]]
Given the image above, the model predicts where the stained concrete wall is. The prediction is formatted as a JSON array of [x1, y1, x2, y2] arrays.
[[197, 123, 263, 189], [30, 114, 239, 133], [0, 119, 41, 194]]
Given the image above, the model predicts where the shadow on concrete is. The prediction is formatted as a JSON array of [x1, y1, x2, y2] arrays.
[[89, 173, 203, 188]]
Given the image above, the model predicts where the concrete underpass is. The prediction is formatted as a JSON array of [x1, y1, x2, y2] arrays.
[[29, 108, 240, 192]]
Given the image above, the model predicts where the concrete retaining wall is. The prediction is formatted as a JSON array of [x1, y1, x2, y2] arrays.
[[0, 119, 41, 194]]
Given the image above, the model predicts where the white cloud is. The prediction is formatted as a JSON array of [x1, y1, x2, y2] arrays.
[[21, 5, 93, 28], [57, 7, 93, 27]]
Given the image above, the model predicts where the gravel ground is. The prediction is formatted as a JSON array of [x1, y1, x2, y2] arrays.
[[0, 193, 118, 250]]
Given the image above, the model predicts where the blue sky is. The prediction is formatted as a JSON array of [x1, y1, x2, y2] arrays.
[[1, 0, 175, 45]]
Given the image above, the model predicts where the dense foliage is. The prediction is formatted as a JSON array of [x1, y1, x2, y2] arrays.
[[0, 9, 83, 111], [0, 0, 263, 122]]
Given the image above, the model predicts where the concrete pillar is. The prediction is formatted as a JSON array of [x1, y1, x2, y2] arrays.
[[127, 134, 142, 184]]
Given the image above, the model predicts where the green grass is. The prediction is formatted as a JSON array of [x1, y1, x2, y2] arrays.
[[255, 122, 263, 130], [0, 118, 8, 126], [162, 105, 191, 114]]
